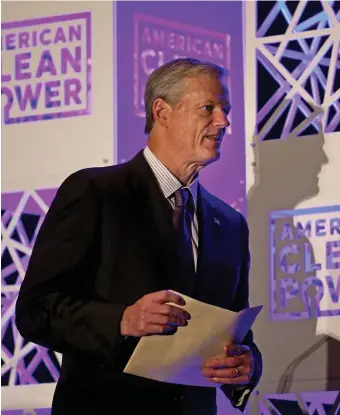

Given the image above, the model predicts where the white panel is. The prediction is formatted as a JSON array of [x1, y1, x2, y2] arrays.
[[1, 1, 115, 409], [243, 0, 257, 194], [294, 132, 340, 340], [2, 384, 56, 410], [244, 2, 340, 342], [1, 1, 115, 192]]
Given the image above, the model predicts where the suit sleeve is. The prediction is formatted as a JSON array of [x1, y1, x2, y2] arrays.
[[221, 213, 263, 413], [15, 171, 128, 366]]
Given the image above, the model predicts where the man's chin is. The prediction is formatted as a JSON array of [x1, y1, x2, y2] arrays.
[[200, 149, 221, 165]]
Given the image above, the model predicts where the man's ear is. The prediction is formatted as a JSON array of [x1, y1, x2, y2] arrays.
[[152, 98, 173, 129]]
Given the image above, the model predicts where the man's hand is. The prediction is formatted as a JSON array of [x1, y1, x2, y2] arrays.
[[202, 344, 254, 385], [120, 290, 191, 337]]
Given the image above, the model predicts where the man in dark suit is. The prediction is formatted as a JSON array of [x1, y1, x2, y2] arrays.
[[15, 58, 262, 414]]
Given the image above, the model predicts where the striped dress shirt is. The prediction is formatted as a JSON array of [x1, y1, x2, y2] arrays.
[[143, 146, 199, 271]]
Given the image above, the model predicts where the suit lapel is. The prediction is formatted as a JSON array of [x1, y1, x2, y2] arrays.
[[129, 152, 182, 291], [128, 153, 233, 303]]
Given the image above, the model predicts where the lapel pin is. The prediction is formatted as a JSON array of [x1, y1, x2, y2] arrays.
[[213, 217, 220, 226]]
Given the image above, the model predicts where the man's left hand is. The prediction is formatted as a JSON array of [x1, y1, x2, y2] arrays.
[[202, 344, 254, 385]]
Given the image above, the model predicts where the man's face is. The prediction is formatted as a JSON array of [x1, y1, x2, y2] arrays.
[[167, 75, 230, 166]]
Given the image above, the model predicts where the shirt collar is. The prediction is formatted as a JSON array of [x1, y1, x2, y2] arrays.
[[143, 146, 198, 210]]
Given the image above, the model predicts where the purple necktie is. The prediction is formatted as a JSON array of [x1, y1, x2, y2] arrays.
[[173, 188, 195, 292]]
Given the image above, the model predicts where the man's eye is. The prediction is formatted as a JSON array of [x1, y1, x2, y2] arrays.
[[202, 105, 214, 113]]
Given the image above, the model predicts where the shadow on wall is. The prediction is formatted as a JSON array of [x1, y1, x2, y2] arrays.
[[246, 106, 340, 414]]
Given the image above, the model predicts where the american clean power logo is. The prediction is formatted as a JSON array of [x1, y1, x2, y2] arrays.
[[133, 13, 231, 122], [1, 12, 91, 124], [269, 205, 340, 321]]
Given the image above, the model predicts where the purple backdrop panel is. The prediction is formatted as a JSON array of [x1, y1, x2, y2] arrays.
[[1, 12, 91, 125], [116, 1, 246, 213], [133, 13, 231, 117]]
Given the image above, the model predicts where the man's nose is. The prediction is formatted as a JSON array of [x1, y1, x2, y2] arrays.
[[213, 109, 230, 128]]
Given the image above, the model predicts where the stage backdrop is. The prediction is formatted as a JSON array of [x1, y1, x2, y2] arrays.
[[1, 1, 246, 414], [2, 1, 339, 415]]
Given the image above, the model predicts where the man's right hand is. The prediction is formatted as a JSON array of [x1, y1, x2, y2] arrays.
[[120, 290, 191, 337]]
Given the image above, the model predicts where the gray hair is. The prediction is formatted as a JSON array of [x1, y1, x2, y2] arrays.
[[144, 58, 227, 134]]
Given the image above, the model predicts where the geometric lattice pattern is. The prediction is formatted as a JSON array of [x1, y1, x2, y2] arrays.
[[258, 390, 340, 414], [1, 189, 60, 385], [255, 0, 340, 140]]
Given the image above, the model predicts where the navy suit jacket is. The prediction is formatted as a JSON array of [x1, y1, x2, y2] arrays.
[[15, 151, 262, 414]]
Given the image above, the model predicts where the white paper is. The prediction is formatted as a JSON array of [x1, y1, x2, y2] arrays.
[[123, 290, 263, 387]]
